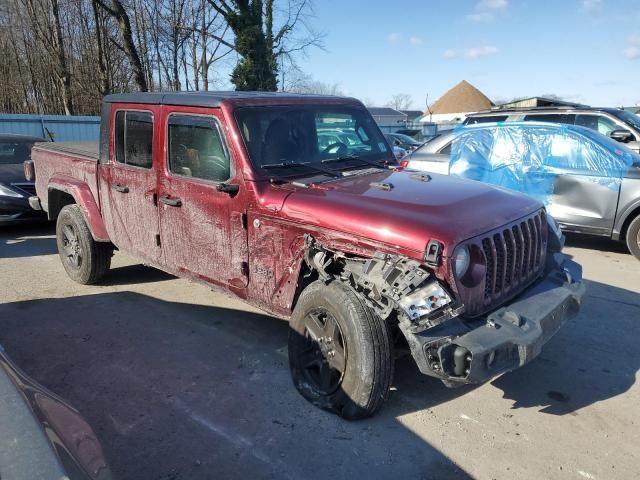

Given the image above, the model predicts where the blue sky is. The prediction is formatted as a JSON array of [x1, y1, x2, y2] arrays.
[[292, 0, 640, 109]]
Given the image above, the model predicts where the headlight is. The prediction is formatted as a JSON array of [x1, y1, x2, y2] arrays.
[[0, 184, 23, 198], [397, 281, 452, 320], [453, 245, 471, 278]]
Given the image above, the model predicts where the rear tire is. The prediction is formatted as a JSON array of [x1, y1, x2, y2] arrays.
[[288, 280, 394, 420], [625, 214, 640, 260], [56, 204, 112, 284]]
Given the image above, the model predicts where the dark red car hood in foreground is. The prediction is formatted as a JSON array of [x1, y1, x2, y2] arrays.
[[278, 169, 542, 257]]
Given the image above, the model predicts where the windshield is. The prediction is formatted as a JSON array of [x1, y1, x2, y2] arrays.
[[610, 109, 640, 131], [234, 105, 392, 175], [0, 141, 35, 165]]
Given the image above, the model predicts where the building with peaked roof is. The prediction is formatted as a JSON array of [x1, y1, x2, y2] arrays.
[[497, 96, 586, 109], [422, 80, 493, 124]]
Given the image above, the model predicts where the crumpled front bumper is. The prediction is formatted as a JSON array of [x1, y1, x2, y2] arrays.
[[402, 254, 586, 386]]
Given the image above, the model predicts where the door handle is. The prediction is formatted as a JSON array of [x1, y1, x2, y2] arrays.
[[216, 183, 240, 195], [112, 183, 129, 193], [159, 195, 182, 207]]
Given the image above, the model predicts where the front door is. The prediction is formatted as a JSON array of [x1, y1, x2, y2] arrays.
[[544, 128, 621, 235], [157, 107, 248, 288], [98, 107, 161, 263]]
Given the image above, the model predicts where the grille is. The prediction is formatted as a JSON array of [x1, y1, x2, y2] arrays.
[[10, 182, 36, 196], [458, 210, 547, 317]]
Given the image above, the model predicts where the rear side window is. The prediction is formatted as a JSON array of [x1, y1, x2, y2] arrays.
[[523, 113, 575, 124], [465, 115, 508, 124], [575, 114, 622, 137], [114, 111, 153, 168], [167, 114, 231, 182], [438, 142, 452, 155]]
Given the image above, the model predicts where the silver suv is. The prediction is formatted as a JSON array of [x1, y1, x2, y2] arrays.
[[464, 107, 640, 153]]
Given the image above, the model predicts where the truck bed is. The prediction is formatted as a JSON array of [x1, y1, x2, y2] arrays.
[[31, 141, 100, 215], [34, 141, 99, 161]]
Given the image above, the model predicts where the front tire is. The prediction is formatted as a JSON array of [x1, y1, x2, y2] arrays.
[[56, 204, 112, 284], [288, 280, 394, 420], [626, 214, 640, 260]]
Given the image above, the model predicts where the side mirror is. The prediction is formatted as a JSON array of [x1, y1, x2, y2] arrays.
[[609, 129, 633, 143]]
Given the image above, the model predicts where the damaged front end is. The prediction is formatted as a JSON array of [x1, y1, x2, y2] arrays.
[[303, 223, 586, 388], [304, 235, 464, 331]]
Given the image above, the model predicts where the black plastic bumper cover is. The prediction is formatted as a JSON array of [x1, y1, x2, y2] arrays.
[[404, 255, 585, 385]]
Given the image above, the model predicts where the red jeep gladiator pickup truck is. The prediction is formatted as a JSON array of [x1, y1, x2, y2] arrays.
[[27, 92, 585, 419]]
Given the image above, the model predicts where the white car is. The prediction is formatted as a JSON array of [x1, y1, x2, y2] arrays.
[[400, 132, 455, 174]]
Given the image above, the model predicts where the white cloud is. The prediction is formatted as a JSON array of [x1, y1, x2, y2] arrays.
[[387, 32, 403, 45], [582, 0, 603, 12], [443, 46, 499, 59], [388, 33, 424, 47], [479, 0, 508, 10], [464, 45, 499, 58], [467, 12, 495, 22], [624, 33, 640, 59], [624, 46, 640, 59], [467, 0, 508, 22]]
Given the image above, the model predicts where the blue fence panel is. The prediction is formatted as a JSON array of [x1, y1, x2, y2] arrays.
[[0, 114, 100, 142]]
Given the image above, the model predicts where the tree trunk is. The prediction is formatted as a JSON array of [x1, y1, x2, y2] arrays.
[[50, 0, 74, 114]]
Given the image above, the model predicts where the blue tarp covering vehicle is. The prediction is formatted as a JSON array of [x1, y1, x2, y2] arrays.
[[404, 121, 640, 259], [449, 122, 635, 205]]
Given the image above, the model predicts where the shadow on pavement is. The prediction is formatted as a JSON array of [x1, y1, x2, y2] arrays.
[[0, 222, 56, 258], [0, 292, 471, 480], [103, 264, 175, 286], [492, 278, 640, 415], [564, 232, 629, 254]]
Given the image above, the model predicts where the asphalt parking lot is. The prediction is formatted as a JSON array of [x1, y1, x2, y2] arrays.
[[1, 223, 639, 480]]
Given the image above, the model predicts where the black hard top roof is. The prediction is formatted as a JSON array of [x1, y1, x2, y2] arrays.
[[104, 91, 358, 107]]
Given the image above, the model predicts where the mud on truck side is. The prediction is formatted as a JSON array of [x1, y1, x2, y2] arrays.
[[28, 92, 586, 419]]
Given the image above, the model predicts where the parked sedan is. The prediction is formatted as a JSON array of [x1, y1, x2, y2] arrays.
[[0, 344, 112, 479], [403, 122, 640, 259], [0, 134, 47, 225]]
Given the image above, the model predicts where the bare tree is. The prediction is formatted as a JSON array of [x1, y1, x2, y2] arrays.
[[0, 0, 322, 113], [207, 0, 323, 91], [95, 0, 148, 91], [386, 93, 414, 111]]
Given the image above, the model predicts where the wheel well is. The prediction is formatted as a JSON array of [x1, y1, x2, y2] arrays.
[[291, 262, 319, 312], [620, 205, 640, 242], [47, 189, 75, 221]]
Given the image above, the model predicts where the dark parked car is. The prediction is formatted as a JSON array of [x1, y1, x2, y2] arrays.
[[0, 344, 112, 479], [0, 133, 47, 225], [404, 122, 640, 259], [464, 106, 640, 153], [385, 132, 423, 151]]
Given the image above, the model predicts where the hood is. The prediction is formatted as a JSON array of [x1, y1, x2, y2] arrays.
[[0, 163, 29, 184], [279, 169, 542, 257]]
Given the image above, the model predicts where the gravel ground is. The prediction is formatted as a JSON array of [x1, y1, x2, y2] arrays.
[[1, 223, 639, 480]]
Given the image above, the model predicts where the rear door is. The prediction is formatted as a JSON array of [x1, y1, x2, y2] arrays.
[[157, 106, 248, 289], [98, 106, 161, 263]]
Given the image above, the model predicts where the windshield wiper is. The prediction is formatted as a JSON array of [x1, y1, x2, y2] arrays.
[[322, 154, 391, 170], [262, 161, 342, 178]]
